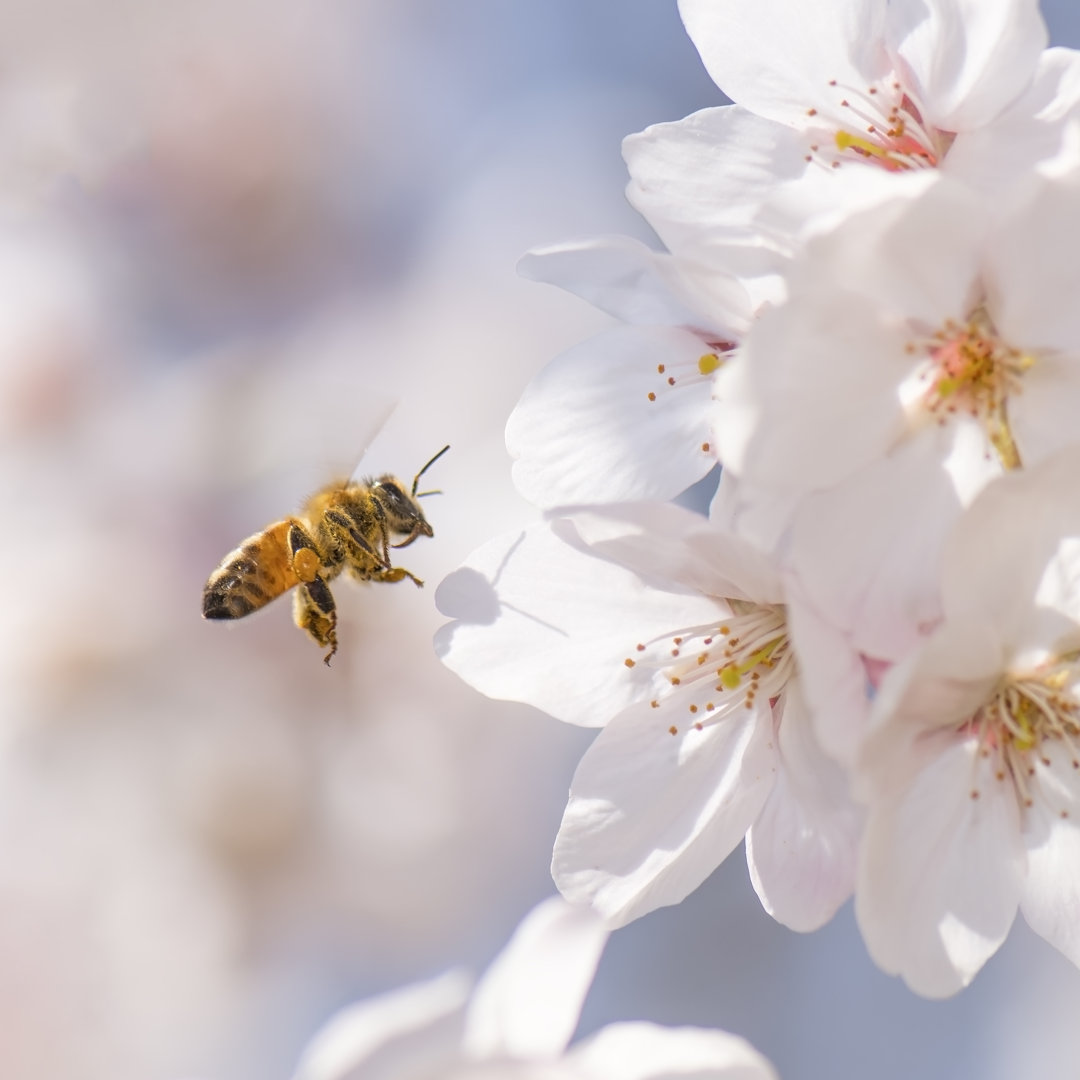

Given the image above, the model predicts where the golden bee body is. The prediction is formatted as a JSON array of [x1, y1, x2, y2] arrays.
[[202, 446, 448, 664]]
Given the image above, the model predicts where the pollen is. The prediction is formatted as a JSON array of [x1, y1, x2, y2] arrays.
[[965, 658, 1080, 815], [805, 75, 943, 173], [626, 601, 794, 738], [907, 308, 1034, 471]]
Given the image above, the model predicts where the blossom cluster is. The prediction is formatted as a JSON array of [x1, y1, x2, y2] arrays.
[[437, 0, 1080, 1000]]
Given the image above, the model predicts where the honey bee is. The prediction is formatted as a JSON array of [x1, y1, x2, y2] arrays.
[[202, 445, 449, 665]]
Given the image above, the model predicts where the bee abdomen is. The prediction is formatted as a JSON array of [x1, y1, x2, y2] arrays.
[[202, 522, 300, 621], [202, 567, 267, 619]]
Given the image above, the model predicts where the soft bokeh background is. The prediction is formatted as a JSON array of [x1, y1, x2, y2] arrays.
[[3, 2, 1080, 1078]]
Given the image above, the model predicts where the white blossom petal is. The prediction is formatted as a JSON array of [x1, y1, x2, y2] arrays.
[[940, 445, 1080, 655], [676, 0, 888, 127], [506, 325, 719, 507], [566, 1022, 779, 1080], [435, 522, 727, 727], [552, 696, 777, 928], [984, 163, 1080, 353], [887, 0, 1046, 131], [784, 583, 874, 769], [292, 971, 470, 1080], [1019, 741, 1080, 969], [569, 502, 785, 607], [856, 733, 1024, 997], [464, 898, 608, 1061], [623, 106, 807, 276], [945, 47, 1080, 196], [745, 680, 860, 931], [517, 237, 751, 339]]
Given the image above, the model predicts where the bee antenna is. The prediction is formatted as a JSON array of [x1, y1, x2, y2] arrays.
[[411, 445, 450, 497], [415, 488, 443, 499]]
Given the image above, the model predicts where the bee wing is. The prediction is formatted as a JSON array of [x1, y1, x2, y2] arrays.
[[202, 520, 303, 620]]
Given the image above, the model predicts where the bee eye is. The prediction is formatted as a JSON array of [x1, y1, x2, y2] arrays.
[[378, 482, 405, 502]]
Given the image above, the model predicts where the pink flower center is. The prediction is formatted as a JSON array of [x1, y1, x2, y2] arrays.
[[964, 662, 1080, 814], [804, 76, 951, 172], [905, 309, 1034, 470]]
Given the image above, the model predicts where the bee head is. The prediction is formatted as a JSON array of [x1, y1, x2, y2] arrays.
[[373, 445, 448, 549], [372, 476, 434, 539]]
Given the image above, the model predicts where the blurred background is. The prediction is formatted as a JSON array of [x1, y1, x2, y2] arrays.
[[2, 2, 1080, 1078]]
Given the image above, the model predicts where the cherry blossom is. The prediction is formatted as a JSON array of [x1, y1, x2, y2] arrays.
[[436, 503, 858, 931], [291, 896, 779, 1080], [853, 446, 1080, 997]]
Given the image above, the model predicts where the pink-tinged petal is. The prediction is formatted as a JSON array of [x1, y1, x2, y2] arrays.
[[1019, 741, 1080, 970], [569, 502, 784, 606], [435, 522, 728, 728], [518, 237, 752, 340], [786, 426, 977, 664], [946, 48, 1080, 196], [677, 0, 888, 128], [887, 0, 1046, 131], [866, 619, 1004, 779], [713, 295, 910, 492], [552, 697, 777, 928], [784, 582, 874, 769], [856, 733, 1024, 998], [941, 445, 1080, 653], [567, 1022, 779, 1080], [623, 106, 808, 270], [291, 971, 470, 1080], [464, 898, 607, 1061], [745, 680, 860, 931], [506, 325, 719, 507], [984, 165, 1080, 353]]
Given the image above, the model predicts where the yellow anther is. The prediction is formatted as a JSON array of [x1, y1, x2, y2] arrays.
[[698, 353, 722, 375]]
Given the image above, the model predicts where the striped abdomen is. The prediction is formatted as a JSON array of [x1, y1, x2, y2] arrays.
[[202, 519, 304, 620]]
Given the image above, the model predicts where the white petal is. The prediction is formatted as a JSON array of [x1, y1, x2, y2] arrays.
[[887, 0, 1046, 131], [945, 47, 1080, 196], [435, 522, 728, 727], [506, 325, 719, 507], [677, 0, 888, 127], [786, 426, 974, 663], [856, 732, 1023, 997], [291, 970, 470, 1080], [623, 106, 807, 272], [941, 444, 1080, 653], [568, 502, 785, 606], [464, 898, 607, 1061], [1019, 740, 1080, 970], [713, 294, 910, 492], [517, 237, 751, 339], [985, 164, 1080, 352], [1010, 352, 1080, 469], [745, 680, 861, 931], [566, 1022, 778, 1080], [552, 696, 777, 928], [784, 582, 874, 769]]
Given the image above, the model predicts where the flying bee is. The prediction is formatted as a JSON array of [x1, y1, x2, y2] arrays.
[[202, 445, 449, 665]]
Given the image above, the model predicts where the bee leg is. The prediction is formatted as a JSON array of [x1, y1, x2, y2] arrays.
[[287, 522, 324, 582], [372, 567, 424, 589], [293, 577, 339, 665], [324, 510, 389, 569]]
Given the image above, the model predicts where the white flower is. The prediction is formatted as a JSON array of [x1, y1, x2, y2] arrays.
[[507, 235, 753, 508], [853, 446, 1080, 997], [710, 156, 1080, 717], [436, 504, 859, 932], [292, 896, 779, 1080], [625, 0, 1071, 275]]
